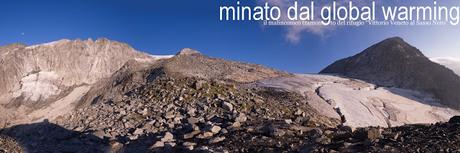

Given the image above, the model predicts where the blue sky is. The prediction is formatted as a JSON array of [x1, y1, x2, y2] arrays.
[[1, 0, 459, 73]]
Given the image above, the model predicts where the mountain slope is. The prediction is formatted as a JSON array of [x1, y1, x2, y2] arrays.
[[320, 37, 460, 109]]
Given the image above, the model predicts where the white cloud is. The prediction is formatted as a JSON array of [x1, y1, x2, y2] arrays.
[[285, 25, 332, 43], [431, 57, 460, 76], [262, 0, 370, 43]]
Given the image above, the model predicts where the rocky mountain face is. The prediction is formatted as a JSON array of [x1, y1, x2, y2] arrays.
[[0, 38, 155, 126], [0, 38, 150, 101], [320, 37, 460, 109]]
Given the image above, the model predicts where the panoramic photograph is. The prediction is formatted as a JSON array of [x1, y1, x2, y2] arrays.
[[1, 0, 460, 152]]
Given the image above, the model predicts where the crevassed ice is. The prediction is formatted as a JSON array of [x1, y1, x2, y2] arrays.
[[256, 74, 460, 128]]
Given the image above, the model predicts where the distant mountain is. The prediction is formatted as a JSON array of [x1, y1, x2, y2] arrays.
[[320, 37, 460, 109], [431, 57, 460, 76]]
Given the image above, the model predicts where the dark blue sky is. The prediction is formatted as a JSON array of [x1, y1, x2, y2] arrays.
[[1, 0, 459, 73]]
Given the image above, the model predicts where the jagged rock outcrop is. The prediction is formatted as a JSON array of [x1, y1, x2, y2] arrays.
[[320, 37, 460, 109]]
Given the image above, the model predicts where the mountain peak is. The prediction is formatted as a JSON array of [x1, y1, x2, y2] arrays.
[[354, 36, 426, 61], [377, 36, 409, 48], [176, 48, 201, 56], [383, 36, 404, 43], [0, 38, 151, 105], [320, 36, 460, 109]]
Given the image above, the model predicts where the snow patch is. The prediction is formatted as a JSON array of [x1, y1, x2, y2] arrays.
[[25, 39, 71, 50], [150, 55, 174, 60], [13, 71, 61, 101], [135, 55, 174, 62]]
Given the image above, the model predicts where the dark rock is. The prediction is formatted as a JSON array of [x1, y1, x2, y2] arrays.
[[308, 128, 323, 138], [448, 116, 460, 124], [221, 102, 233, 111]]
